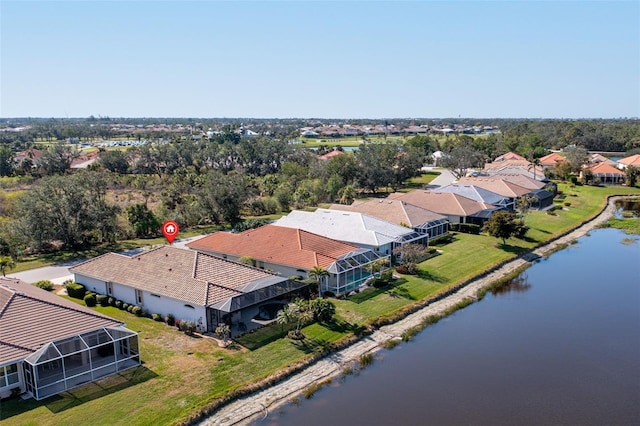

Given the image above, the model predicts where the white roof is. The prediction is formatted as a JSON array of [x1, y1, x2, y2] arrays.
[[274, 209, 415, 247]]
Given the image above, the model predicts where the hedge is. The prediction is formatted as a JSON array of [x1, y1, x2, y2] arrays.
[[66, 282, 86, 299]]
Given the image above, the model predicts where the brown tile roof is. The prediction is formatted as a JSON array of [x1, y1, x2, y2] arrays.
[[329, 198, 447, 227], [585, 162, 625, 176], [494, 152, 527, 162], [0, 277, 121, 363], [70, 246, 284, 307], [484, 174, 546, 190], [619, 154, 640, 167], [457, 177, 531, 197], [388, 190, 495, 217], [539, 152, 566, 166], [187, 225, 359, 270], [318, 150, 345, 160], [484, 159, 532, 170]]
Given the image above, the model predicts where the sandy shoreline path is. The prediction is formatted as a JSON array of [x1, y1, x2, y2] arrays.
[[198, 196, 628, 426]]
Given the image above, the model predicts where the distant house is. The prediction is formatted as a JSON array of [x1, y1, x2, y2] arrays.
[[617, 154, 640, 170], [539, 152, 566, 169], [318, 150, 345, 161], [387, 190, 497, 225], [582, 162, 626, 185], [459, 176, 555, 209], [274, 209, 428, 258], [187, 225, 387, 296], [329, 198, 449, 240], [0, 277, 140, 400], [70, 151, 99, 169], [437, 183, 514, 211], [70, 246, 305, 336], [494, 152, 527, 162]]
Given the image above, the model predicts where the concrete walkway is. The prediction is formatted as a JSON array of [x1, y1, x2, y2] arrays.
[[198, 196, 628, 426]]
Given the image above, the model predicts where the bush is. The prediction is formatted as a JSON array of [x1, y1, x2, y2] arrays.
[[96, 294, 109, 307], [165, 313, 175, 326], [152, 313, 163, 322], [127, 304, 134, 313], [65, 282, 86, 299], [84, 293, 97, 307], [33, 280, 54, 291], [115, 300, 123, 309], [323, 291, 335, 298], [179, 320, 196, 335], [122, 303, 129, 311], [450, 223, 481, 234], [131, 305, 143, 316], [372, 278, 387, 288], [108, 297, 116, 306]]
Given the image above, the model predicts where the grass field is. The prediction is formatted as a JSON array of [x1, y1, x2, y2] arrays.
[[2, 183, 639, 425]]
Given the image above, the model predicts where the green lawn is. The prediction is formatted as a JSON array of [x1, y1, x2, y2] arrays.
[[2, 183, 639, 425]]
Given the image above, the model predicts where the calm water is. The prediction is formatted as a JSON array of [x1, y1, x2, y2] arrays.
[[257, 228, 640, 426]]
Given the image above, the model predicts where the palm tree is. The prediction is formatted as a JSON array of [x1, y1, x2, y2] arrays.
[[0, 256, 15, 277], [528, 158, 542, 181], [308, 266, 330, 297]]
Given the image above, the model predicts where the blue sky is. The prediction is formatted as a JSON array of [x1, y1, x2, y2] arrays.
[[1, 1, 638, 119]]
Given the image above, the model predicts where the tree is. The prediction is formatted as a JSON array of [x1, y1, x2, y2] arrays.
[[309, 298, 336, 323], [0, 256, 15, 276], [516, 194, 539, 222], [440, 145, 484, 179], [482, 211, 526, 245], [276, 299, 312, 340], [393, 242, 430, 273], [563, 145, 589, 173], [0, 146, 15, 177], [99, 149, 130, 173], [37, 143, 79, 175], [126, 203, 160, 237], [308, 266, 330, 297], [15, 171, 120, 250], [197, 170, 253, 225], [624, 165, 639, 187]]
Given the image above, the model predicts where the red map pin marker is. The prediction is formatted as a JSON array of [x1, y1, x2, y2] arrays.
[[162, 220, 179, 245]]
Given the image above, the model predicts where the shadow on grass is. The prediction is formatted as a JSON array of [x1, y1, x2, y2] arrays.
[[386, 286, 416, 300], [498, 244, 529, 255], [235, 322, 295, 351], [0, 365, 157, 420], [415, 269, 447, 283], [346, 278, 407, 304]]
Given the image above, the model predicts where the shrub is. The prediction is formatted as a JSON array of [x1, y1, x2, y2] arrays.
[[165, 313, 176, 326], [372, 278, 387, 288], [563, 202, 571, 207], [122, 303, 130, 311], [84, 293, 97, 307], [108, 297, 116, 306], [96, 294, 109, 307], [33, 280, 54, 291], [359, 353, 374, 367], [115, 300, 123, 309], [175, 319, 182, 330], [127, 304, 134, 313], [131, 305, 143, 316], [152, 313, 163, 322], [65, 282, 86, 299], [180, 320, 196, 335], [323, 291, 335, 298]]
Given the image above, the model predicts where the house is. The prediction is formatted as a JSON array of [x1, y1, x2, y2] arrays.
[[318, 150, 345, 161], [0, 277, 140, 400], [437, 184, 514, 211], [458, 176, 554, 210], [581, 162, 626, 185], [187, 225, 387, 296], [494, 152, 527, 162], [539, 152, 566, 169], [329, 198, 449, 240], [70, 246, 305, 336], [388, 190, 497, 225], [617, 154, 640, 170], [485, 164, 547, 182], [274, 209, 428, 258]]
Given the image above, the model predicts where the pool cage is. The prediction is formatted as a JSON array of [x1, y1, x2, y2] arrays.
[[22, 326, 140, 400], [326, 249, 390, 295]]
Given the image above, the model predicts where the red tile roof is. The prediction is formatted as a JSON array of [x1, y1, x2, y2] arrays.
[[494, 152, 527, 162], [0, 277, 121, 363], [618, 154, 640, 167], [70, 246, 285, 307], [585, 162, 625, 176], [318, 150, 345, 160], [187, 225, 359, 269], [539, 152, 566, 167]]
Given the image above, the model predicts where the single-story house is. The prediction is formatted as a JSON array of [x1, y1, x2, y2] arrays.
[[70, 246, 306, 336], [274, 209, 428, 258], [187, 225, 388, 296], [437, 183, 514, 211], [387, 190, 498, 226], [329, 198, 449, 240], [539, 152, 566, 169], [485, 165, 547, 182], [0, 277, 140, 400], [493, 152, 527, 162], [617, 154, 640, 170], [582, 162, 626, 185]]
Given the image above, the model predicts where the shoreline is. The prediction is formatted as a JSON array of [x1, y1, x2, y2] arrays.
[[196, 195, 631, 426]]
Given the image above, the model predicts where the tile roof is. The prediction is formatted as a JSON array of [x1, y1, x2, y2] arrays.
[[539, 152, 566, 166], [486, 174, 546, 190], [485, 165, 546, 181], [585, 162, 625, 176], [457, 177, 531, 197], [274, 209, 415, 247], [70, 246, 286, 307], [484, 159, 532, 170], [494, 152, 527, 162], [618, 154, 640, 167], [329, 198, 447, 228], [318, 150, 345, 160], [187, 225, 360, 270], [0, 277, 121, 363], [436, 184, 509, 206], [388, 190, 495, 217]]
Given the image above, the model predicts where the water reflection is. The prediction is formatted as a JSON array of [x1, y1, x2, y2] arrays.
[[615, 199, 640, 218], [490, 273, 532, 296]]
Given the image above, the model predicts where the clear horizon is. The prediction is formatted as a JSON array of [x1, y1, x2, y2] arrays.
[[1, 1, 638, 119]]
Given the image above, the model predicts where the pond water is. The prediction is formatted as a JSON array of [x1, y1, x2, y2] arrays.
[[256, 228, 640, 425]]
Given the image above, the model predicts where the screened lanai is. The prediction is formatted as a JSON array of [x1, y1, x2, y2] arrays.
[[326, 249, 390, 295], [414, 218, 450, 240], [22, 326, 140, 400]]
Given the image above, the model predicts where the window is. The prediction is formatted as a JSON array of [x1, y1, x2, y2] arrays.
[[135, 289, 143, 304], [0, 363, 19, 388]]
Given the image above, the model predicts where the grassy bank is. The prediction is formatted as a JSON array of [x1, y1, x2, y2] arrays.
[[2, 184, 639, 425]]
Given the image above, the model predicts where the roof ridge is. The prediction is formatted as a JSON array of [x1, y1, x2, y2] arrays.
[[0, 288, 16, 317], [0, 339, 35, 353], [18, 292, 121, 325]]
